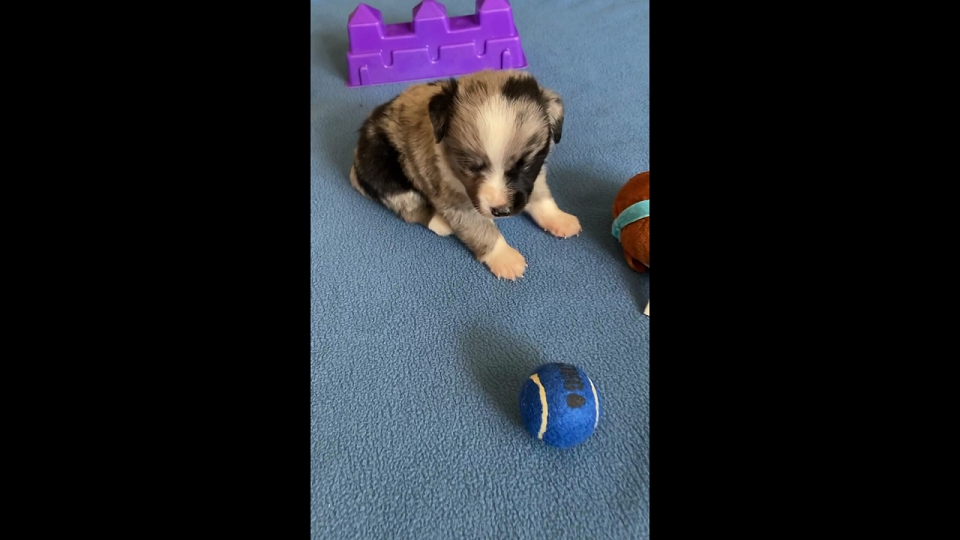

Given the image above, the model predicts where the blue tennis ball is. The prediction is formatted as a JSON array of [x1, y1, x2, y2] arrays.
[[518, 363, 601, 448]]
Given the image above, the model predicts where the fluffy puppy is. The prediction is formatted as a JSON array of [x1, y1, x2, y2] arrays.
[[350, 70, 580, 280]]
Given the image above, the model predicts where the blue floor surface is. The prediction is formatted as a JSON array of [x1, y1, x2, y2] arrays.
[[312, 1, 649, 538]]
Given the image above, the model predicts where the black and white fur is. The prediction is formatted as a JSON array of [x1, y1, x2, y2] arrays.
[[350, 70, 579, 280]]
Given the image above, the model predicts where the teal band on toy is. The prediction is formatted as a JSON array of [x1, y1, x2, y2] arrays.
[[612, 200, 649, 242]]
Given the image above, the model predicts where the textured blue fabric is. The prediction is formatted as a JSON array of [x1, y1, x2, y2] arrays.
[[311, 1, 649, 538], [519, 363, 601, 448]]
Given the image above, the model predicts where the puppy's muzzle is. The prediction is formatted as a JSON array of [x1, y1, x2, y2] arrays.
[[490, 205, 512, 217]]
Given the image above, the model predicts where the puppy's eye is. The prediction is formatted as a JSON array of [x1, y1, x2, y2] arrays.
[[514, 156, 530, 172], [467, 163, 486, 174]]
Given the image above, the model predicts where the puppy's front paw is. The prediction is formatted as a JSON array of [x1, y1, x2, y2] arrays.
[[540, 211, 581, 238], [481, 239, 527, 280]]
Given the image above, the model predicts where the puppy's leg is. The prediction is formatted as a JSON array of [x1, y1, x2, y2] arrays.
[[425, 213, 452, 236], [438, 195, 526, 280], [381, 191, 451, 236], [524, 168, 582, 238], [352, 134, 450, 236], [348, 149, 372, 199]]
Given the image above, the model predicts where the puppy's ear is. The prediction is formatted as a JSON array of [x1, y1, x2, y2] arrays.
[[540, 87, 564, 144], [428, 78, 458, 143]]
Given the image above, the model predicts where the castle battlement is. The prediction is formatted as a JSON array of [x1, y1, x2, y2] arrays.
[[346, 0, 528, 87]]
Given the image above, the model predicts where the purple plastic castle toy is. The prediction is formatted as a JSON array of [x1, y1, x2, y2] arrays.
[[346, 0, 528, 88]]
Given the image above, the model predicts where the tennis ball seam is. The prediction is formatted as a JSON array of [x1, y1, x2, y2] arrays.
[[589, 377, 599, 429], [530, 373, 549, 440]]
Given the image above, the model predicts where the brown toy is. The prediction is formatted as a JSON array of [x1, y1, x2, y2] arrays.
[[612, 171, 649, 273]]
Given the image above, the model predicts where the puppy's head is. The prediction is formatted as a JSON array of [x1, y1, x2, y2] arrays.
[[429, 71, 564, 218]]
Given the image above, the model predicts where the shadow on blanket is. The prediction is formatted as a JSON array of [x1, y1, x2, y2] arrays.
[[461, 326, 547, 429]]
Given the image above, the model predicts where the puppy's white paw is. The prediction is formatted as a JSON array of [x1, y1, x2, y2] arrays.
[[540, 211, 581, 238], [427, 214, 452, 236], [481, 238, 527, 280]]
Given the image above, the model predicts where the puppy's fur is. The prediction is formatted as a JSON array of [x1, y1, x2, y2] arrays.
[[350, 70, 580, 280]]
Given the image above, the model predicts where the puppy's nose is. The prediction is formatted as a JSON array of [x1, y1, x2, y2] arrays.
[[490, 206, 511, 217]]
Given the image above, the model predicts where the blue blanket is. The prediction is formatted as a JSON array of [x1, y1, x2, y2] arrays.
[[311, 1, 649, 537]]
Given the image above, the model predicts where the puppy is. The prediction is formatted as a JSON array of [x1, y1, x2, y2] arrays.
[[350, 70, 580, 280]]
